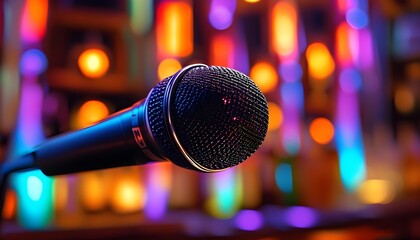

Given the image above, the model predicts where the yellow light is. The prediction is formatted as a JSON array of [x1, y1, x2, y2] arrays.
[[157, 1, 193, 57], [395, 86, 415, 113], [75, 100, 110, 129], [268, 102, 283, 132], [309, 117, 335, 144], [306, 43, 335, 80], [78, 48, 110, 78], [110, 177, 146, 214], [357, 179, 396, 204], [244, 0, 260, 2], [250, 62, 278, 93], [158, 58, 182, 80], [271, 1, 298, 58]]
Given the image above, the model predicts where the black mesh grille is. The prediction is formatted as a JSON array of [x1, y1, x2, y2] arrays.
[[147, 66, 268, 171]]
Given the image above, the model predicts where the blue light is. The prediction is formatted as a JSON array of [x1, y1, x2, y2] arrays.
[[20, 49, 48, 76], [280, 82, 304, 108], [346, 8, 369, 30], [275, 163, 293, 193], [339, 68, 362, 93]]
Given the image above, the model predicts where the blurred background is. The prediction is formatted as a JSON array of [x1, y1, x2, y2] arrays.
[[1, 0, 420, 239]]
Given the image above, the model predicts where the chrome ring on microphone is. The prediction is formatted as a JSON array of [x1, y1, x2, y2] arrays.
[[162, 64, 225, 173]]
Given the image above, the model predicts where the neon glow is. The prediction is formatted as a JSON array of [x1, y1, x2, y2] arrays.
[[275, 163, 293, 193], [235, 210, 263, 231], [206, 168, 243, 219], [78, 48, 110, 78], [209, 0, 236, 30], [144, 163, 172, 219], [156, 1, 193, 57], [271, 1, 298, 59], [20, 0, 48, 43], [346, 8, 369, 30], [285, 206, 318, 228], [20, 49, 48, 76], [335, 88, 366, 191]]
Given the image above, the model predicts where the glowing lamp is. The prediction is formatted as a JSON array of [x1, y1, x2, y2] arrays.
[[78, 48, 110, 78]]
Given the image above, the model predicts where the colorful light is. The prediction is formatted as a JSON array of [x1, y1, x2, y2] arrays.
[[75, 100, 110, 129], [285, 206, 318, 228], [250, 62, 278, 93], [235, 210, 264, 231], [346, 8, 369, 30], [78, 48, 110, 78], [209, 0, 236, 30], [80, 172, 108, 211], [210, 34, 234, 67], [20, 0, 48, 43], [306, 43, 335, 80], [357, 179, 396, 204], [2, 190, 17, 219], [394, 86, 415, 114], [268, 102, 283, 132], [20, 49, 48, 76], [335, 23, 353, 66], [339, 68, 362, 93], [275, 163, 293, 193], [110, 172, 146, 214], [156, 1, 193, 57], [271, 1, 298, 59], [157, 58, 182, 80], [144, 163, 172, 219], [309, 117, 335, 145], [129, 0, 154, 34], [279, 60, 303, 83]]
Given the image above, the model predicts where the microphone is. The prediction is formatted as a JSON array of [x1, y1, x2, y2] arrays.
[[11, 64, 269, 175]]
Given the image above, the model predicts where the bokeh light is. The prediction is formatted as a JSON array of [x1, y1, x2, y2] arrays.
[[346, 8, 369, 30], [158, 58, 182, 80], [394, 86, 415, 114], [111, 176, 146, 214], [357, 179, 396, 204], [78, 48, 110, 78], [275, 163, 293, 193], [250, 62, 278, 93], [80, 173, 108, 211], [209, 0, 236, 30], [267, 102, 283, 132], [309, 117, 335, 144], [271, 1, 298, 58], [75, 100, 110, 129], [285, 206, 318, 228], [20, 49, 48, 76], [339, 68, 362, 93], [20, 0, 48, 43], [235, 210, 263, 231], [306, 43, 335, 80]]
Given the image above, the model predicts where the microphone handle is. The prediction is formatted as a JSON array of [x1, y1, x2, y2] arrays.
[[34, 100, 163, 176]]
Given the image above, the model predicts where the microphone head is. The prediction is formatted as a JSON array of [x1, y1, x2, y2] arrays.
[[147, 64, 269, 172]]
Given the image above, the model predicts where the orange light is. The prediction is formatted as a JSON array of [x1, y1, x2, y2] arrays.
[[20, 0, 48, 43], [357, 179, 396, 204], [210, 34, 233, 67], [271, 1, 298, 59], [158, 58, 182, 80], [250, 62, 278, 93], [309, 117, 335, 144], [394, 86, 415, 113], [78, 49, 110, 78], [157, 1, 193, 57], [306, 43, 335, 80], [2, 190, 16, 219], [268, 102, 283, 132], [75, 100, 110, 129], [244, 0, 260, 2], [80, 172, 108, 211], [335, 23, 352, 66]]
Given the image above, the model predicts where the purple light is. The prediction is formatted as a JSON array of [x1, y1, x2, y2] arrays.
[[235, 210, 263, 231], [279, 61, 302, 83], [339, 68, 362, 93], [209, 0, 236, 30], [284, 206, 318, 228], [20, 49, 48, 76]]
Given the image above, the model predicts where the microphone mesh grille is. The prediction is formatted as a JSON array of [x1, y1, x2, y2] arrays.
[[147, 66, 268, 171]]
